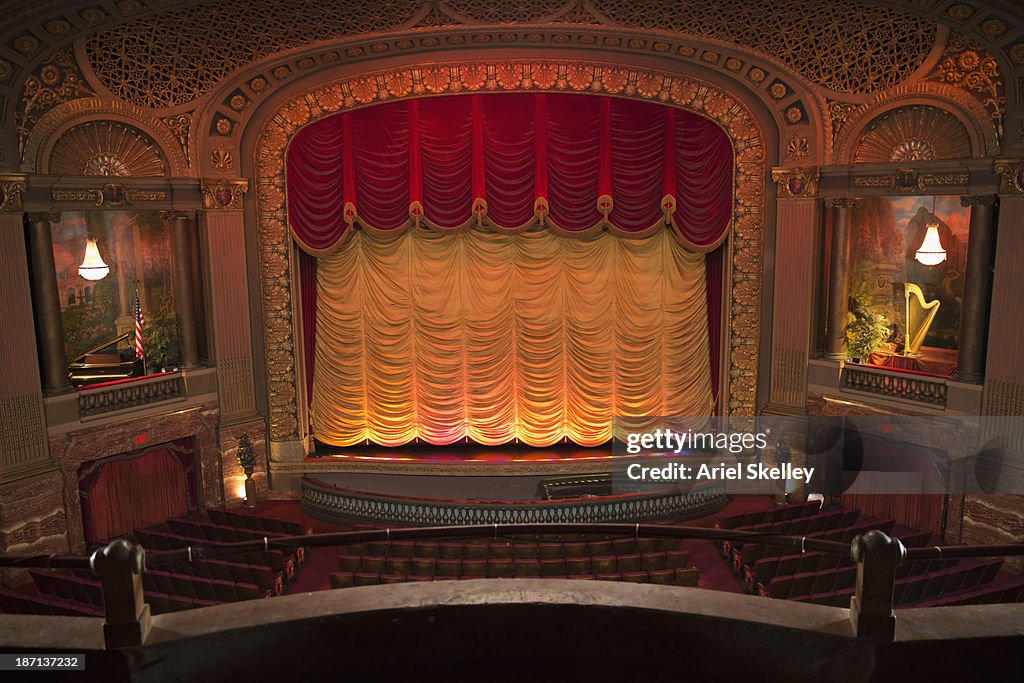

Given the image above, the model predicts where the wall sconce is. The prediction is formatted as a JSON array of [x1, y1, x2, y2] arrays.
[[78, 238, 110, 280]]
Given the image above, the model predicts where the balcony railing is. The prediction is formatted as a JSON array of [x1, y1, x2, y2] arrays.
[[840, 363, 948, 407], [77, 372, 186, 418]]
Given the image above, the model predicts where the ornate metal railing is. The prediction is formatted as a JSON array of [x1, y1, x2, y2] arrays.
[[301, 477, 727, 526], [77, 372, 186, 418], [840, 364, 948, 407]]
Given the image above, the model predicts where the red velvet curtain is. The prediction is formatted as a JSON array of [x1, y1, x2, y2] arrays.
[[841, 436, 947, 534], [79, 445, 193, 543], [290, 93, 733, 425], [287, 93, 732, 251]]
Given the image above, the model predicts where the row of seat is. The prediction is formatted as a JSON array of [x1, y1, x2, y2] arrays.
[[338, 550, 691, 578], [166, 518, 305, 564], [339, 537, 681, 561], [758, 566, 858, 600], [714, 501, 823, 530], [742, 530, 940, 592], [329, 567, 701, 589], [918, 580, 1024, 607], [134, 528, 297, 579], [25, 569, 214, 615], [206, 508, 312, 536], [719, 509, 859, 558], [142, 568, 269, 602], [160, 558, 284, 596], [0, 588, 102, 617], [731, 519, 896, 572]]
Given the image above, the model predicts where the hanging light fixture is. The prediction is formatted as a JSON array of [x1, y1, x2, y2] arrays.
[[915, 197, 947, 266], [78, 237, 110, 280]]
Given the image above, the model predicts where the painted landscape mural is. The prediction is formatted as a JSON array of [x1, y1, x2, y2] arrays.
[[848, 195, 969, 374], [51, 211, 180, 373]]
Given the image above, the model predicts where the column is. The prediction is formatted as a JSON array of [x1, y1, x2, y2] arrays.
[[956, 195, 996, 382], [765, 167, 821, 414], [163, 210, 200, 369], [26, 212, 71, 395], [824, 198, 858, 360]]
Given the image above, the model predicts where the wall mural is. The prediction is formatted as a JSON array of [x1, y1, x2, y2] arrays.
[[50, 211, 179, 373], [849, 195, 969, 376]]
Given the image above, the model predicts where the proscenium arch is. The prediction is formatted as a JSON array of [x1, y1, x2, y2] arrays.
[[249, 59, 768, 447]]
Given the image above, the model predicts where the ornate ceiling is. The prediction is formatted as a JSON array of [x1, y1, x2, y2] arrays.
[[0, 0, 1021, 169]]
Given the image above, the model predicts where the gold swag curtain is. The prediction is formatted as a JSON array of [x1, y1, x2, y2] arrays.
[[312, 227, 713, 447]]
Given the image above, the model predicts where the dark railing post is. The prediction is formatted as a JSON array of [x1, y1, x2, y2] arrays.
[[849, 530, 904, 641], [91, 539, 150, 648]]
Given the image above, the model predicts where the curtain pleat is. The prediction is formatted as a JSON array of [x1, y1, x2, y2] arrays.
[[312, 228, 713, 447]]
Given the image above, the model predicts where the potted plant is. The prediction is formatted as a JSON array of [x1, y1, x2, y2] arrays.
[[236, 434, 257, 508], [143, 293, 181, 372], [846, 292, 890, 363]]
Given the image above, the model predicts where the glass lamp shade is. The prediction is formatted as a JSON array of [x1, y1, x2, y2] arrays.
[[78, 238, 110, 280], [914, 223, 946, 266]]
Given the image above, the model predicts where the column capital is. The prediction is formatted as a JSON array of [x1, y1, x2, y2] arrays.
[[994, 158, 1024, 195], [200, 178, 249, 211], [771, 166, 820, 198], [159, 209, 196, 221], [825, 197, 860, 209], [961, 195, 997, 208], [0, 174, 27, 213], [26, 211, 61, 224]]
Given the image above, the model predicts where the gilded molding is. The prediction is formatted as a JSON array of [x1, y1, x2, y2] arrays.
[[201, 178, 249, 210], [771, 166, 820, 198], [50, 183, 139, 208], [0, 175, 26, 213], [852, 169, 969, 193], [254, 59, 767, 440], [994, 159, 1024, 194]]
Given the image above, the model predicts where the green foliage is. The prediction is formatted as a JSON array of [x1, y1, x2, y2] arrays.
[[61, 279, 117, 360], [236, 434, 256, 470], [846, 280, 890, 361], [143, 293, 180, 371]]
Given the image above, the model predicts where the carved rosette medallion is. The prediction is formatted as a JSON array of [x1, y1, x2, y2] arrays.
[[254, 60, 766, 440]]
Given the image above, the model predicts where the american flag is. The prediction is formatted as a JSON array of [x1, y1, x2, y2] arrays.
[[134, 290, 145, 360]]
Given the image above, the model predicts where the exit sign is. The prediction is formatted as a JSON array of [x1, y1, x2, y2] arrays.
[[134, 434, 147, 446]]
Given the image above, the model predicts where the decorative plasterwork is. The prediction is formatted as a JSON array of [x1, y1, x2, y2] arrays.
[[852, 169, 969, 193], [926, 32, 1006, 142], [994, 159, 1024, 194], [832, 82, 999, 164], [853, 105, 973, 163], [0, 174, 25, 212], [15, 48, 94, 160], [771, 167, 820, 198], [79, 0, 937, 109], [48, 120, 167, 176], [253, 59, 766, 440], [201, 178, 249, 210], [20, 97, 189, 175]]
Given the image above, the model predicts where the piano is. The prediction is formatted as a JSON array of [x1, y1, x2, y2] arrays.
[[68, 331, 145, 385]]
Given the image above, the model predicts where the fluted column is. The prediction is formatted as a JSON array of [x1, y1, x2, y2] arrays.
[[162, 210, 200, 369], [26, 212, 71, 395], [957, 195, 996, 382], [824, 198, 858, 360]]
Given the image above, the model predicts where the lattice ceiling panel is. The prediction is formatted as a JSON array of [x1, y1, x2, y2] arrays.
[[84, 0, 939, 109], [85, 0, 424, 108], [591, 0, 937, 94]]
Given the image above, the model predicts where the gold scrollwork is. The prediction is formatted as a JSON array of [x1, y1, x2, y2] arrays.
[[201, 178, 249, 210], [51, 183, 134, 207], [852, 169, 969, 193], [0, 175, 27, 213], [994, 159, 1024, 195], [771, 166, 820, 198]]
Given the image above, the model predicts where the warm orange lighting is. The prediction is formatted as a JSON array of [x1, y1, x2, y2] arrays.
[[78, 238, 110, 280], [915, 220, 946, 266]]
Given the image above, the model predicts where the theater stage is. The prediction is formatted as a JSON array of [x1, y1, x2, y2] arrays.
[[297, 443, 729, 526]]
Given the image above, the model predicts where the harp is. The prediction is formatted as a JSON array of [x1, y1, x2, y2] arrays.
[[903, 283, 940, 356]]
